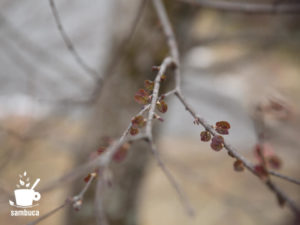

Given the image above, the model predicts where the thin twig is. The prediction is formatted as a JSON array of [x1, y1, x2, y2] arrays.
[[175, 90, 300, 215], [48, 0, 99, 79], [26, 173, 97, 225], [46, 0, 148, 107], [26, 202, 67, 225], [95, 173, 109, 225], [149, 141, 195, 216], [269, 171, 300, 186], [146, 57, 174, 138], [152, 0, 181, 86], [178, 0, 300, 14]]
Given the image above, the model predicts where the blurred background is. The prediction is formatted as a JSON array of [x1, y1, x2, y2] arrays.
[[0, 0, 299, 225]]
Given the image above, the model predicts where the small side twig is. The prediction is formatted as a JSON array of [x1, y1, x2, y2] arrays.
[[269, 171, 300, 186], [48, 0, 99, 79], [26, 202, 67, 225], [95, 173, 109, 225], [149, 141, 195, 216], [177, 0, 300, 14], [26, 173, 97, 225]]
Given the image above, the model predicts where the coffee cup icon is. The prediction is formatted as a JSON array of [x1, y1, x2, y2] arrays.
[[14, 189, 41, 207]]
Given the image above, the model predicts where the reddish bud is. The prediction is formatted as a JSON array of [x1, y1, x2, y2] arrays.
[[254, 164, 269, 179], [97, 147, 106, 155], [132, 115, 146, 128], [267, 155, 282, 170], [134, 89, 150, 105], [200, 131, 211, 142], [233, 160, 244, 172], [160, 74, 166, 82], [144, 80, 154, 91], [113, 143, 130, 162], [210, 135, 224, 151], [153, 113, 164, 122], [152, 66, 160, 71], [83, 172, 97, 183], [157, 100, 168, 113], [130, 127, 139, 136], [215, 121, 230, 135], [84, 174, 91, 183]]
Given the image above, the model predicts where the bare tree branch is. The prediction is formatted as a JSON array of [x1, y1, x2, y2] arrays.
[[95, 173, 109, 225], [26, 202, 67, 225], [269, 170, 300, 186], [45, 0, 148, 107], [48, 0, 99, 79], [146, 57, 174, 138], [149, 141, 195, 216], [178, 0, 300, 14], [26, 172, 97, 225]]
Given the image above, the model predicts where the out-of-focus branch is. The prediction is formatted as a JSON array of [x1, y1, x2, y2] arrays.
[[149, 141, 195, 216], [48, 0, 99, 79], [269, 171, 300, 186], [95, 176, 108, 225], [26, 173, 97, 225], [26, 202, 67, 225], [177, 0, 300, 14], [45, 0, 148, 107]]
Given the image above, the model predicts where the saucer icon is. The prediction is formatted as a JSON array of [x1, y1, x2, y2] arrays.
[[9, 171, 41, 208]]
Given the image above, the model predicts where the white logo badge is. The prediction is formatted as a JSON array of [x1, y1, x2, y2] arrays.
[[9, 171, 41, 216]]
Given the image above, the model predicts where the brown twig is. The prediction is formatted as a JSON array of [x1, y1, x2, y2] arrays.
[[26, 202, 67, 225], [177, 0, 300, 14], [146, 56, 174, 138], [48, 0, 99, 79], [46, 0, 148, 107], [26, 173, 97, 225], [149, 141, 195, 216], [269, 170, 300, 186], [95, 175, 109, 225]]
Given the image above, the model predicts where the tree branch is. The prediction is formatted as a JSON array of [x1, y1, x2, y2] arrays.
[[48, 0, 99, 79], [149, 141, 195, 216], [178, 0, 300, 14], [26, 173, 97, 225]]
